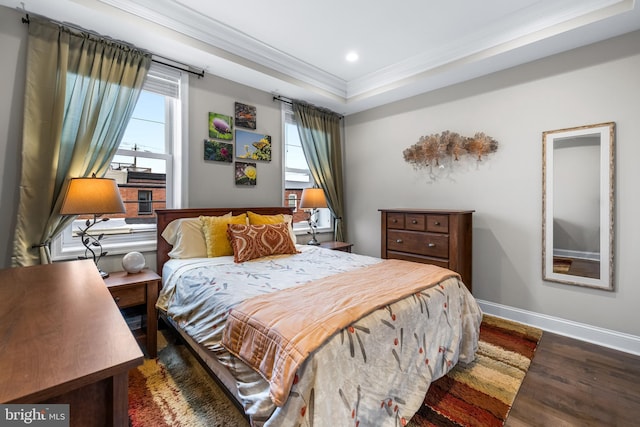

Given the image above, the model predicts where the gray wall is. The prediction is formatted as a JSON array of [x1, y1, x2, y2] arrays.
[[344, 31, 640, 336], [187, 74, 284, 208], [1, 5, 639, 337], [0, 6, 288, 273]]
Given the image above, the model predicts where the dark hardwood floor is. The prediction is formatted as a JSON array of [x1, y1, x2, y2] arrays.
[[507, 331, 640, 426], [553, 257, 600, 279]]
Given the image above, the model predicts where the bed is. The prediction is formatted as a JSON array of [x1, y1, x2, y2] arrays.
[[155, 207, 482, 427]]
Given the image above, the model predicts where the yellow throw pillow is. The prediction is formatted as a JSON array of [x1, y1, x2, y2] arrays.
[[200, 213, 248, 257], [247, 210, 284, 225], [247, 211, 297, 245]]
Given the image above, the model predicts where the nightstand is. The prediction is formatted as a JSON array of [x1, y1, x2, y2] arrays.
[[104, 269, 160, 358], [319, 241, 353, 253]]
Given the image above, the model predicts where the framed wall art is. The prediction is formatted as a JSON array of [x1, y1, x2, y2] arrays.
[[208, 112, 233, 140], [204, 139, 233, 162], [235, 129, 271, 161], [235, 102, 256, 129], [235, 162, 257, 186]]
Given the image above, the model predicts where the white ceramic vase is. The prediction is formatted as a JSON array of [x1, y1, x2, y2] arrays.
[[122, 251, 145, 274]]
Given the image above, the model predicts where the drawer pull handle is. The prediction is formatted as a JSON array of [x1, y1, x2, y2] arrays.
[[396, 239, 403, 243], [411, 219, 417, 224], [114, 296, 120, 303], [434, 221, 440, 225], [427, 243, 436, 247], [392, 219, 398, 223]]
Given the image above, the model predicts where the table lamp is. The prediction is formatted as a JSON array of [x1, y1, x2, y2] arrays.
[[299, 188, 327, 245], [59, 174, 126, 278]]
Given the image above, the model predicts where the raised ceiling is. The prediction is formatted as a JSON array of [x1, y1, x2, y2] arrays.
[[3, 0, 640, 114]]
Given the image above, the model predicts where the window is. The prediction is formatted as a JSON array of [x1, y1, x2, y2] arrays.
[[283, 104, 331, 232], [52, 62, 187, 260], [138, 190, 152, 215], [287, 193, 298, 210]]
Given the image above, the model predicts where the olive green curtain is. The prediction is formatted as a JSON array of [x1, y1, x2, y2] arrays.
[[12, 17, 151, 267], [292, 101, 346, 242]]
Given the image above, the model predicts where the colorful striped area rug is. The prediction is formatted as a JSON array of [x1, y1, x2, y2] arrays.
[[128, 332, 249, 427], [409, 315, 543, 427], [128, 315, 542, 427]]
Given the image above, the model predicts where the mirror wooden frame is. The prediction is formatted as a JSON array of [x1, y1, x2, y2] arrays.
[[542, 122, 615, 290]]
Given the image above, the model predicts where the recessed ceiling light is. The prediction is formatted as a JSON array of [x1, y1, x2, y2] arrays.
[[346, 51, 359, 62]]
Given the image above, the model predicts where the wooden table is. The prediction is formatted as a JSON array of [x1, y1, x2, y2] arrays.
[[104, 270, 160, 358], [319, 241, 353, 252], [0, 260, 144, 426]]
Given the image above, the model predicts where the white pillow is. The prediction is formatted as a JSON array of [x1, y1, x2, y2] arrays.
[[283, 214, 297, 245], [161, 216, 220, 259]]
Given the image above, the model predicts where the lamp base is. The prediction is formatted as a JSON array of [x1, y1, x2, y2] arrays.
[[307, 238, 320, 246], [99, 269, 110, 279]]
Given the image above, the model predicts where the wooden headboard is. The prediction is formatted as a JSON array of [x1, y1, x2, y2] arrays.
[[155, 207, 295, 275]]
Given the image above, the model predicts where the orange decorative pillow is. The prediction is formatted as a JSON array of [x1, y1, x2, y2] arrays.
[[227, 223, 299, 263]]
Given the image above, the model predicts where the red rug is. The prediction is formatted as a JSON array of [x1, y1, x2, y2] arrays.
[[129, 315, 541, 427], [128, 332, 248, 427], [408, 315, 543, 427]]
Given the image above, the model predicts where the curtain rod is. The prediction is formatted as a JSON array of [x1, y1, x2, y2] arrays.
[[273, 95, 343, 119], [151, 56, 204, 78], [21, 13, 205, 79], [273, 95, 292, 106]]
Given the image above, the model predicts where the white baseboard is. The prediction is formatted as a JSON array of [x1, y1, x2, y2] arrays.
[[477, 299, 640, 356], [553, 248, 599, 261]]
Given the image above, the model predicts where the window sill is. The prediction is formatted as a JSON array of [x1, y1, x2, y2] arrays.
[[293, 226, 332, 236], [52, 239, 157, 262]]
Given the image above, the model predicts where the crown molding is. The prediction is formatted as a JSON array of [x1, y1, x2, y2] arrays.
[[346, 0, 633, 98], [98, 0, 348, 98], [93, 0, 636, 113]]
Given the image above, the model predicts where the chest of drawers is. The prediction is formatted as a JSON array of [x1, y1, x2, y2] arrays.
[[380, 209, 474, 292]]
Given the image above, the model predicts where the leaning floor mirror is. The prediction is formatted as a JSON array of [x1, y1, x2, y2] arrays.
[[542, 122, 615, 290]]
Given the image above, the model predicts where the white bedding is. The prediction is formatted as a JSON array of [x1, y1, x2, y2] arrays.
[[157, 245, 482, 426]]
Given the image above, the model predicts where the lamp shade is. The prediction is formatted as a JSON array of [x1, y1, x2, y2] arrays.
[[299, 188, 327, 209], [60, 176, 125, 215]]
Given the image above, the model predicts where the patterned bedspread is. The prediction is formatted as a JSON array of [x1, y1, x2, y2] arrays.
[[158, 245, 482, 427]]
